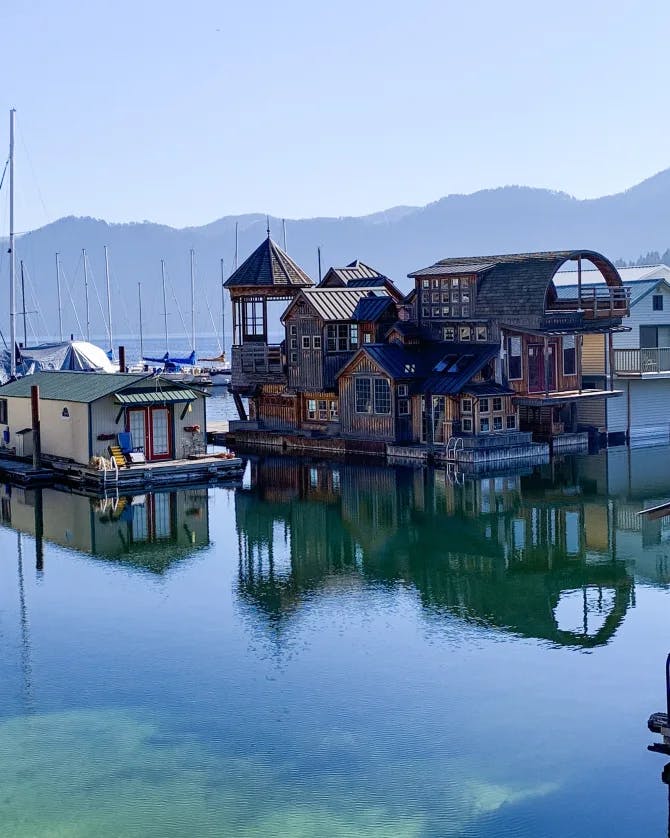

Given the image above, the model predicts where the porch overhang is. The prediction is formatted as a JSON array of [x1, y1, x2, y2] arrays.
[[514, 389, 622, 406], [114, 388, 198, 405], [503, 323, 631, 337]]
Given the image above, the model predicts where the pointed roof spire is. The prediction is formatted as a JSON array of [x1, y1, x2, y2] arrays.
[[266, 215, 271, 238], [224, 236, 314, 289]]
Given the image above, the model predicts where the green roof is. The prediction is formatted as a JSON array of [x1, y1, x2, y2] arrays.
[[114, 388, 197, 405], [0, 371, 152, 403]]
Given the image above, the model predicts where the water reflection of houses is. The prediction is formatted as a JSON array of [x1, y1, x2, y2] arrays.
[[236, 455, 635, 647], [0, 485, 210, 572]]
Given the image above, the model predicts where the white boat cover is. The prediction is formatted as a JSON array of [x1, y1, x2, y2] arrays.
[[0, 341, 117, 383]]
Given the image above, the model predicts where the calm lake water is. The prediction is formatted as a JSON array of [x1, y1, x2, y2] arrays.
[[2, 439, 670, 836]]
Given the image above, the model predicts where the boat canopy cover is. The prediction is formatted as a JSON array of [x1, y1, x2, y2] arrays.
[[19, 341, 117, 374], [143, 351, 197, 370]]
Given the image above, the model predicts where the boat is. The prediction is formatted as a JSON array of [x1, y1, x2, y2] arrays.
[[198, 259, 230, 384]]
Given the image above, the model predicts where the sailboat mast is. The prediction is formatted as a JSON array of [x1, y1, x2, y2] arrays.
[[55, 252, 63, 341], [104, 245, 113, 354], [9, 108, 16, 377], [20, 260, 27, 347], [161, 259, 168, 354], [138, 282, 144, 362], [234, 222, 238, 270], [82, 248, 90, 342], [221, 259, 226, 357], [190, 248, 196, 355]]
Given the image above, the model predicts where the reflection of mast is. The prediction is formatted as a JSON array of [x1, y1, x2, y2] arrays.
[[17, 533, 35, 710]]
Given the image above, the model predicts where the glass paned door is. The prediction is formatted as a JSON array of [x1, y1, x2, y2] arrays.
[[127, 409, 147, 455], [528, 344, 556, 393], [150, 407, 171, 460]]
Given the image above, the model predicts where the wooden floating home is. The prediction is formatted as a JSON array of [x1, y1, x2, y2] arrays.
[[226, 244, 630, 470]]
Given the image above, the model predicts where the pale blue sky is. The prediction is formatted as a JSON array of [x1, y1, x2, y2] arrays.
[[2, 0, 669, 231]]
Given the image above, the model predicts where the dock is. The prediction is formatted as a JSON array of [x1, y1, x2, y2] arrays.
[[206, 420, 230, 445], [0, 455, 55, 487]]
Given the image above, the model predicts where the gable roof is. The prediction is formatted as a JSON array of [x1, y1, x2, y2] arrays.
[[0, 371, 152, 403], [320, 260, 384, 286], [224, 236, 313, 289], [282, 287, 391, 323], [351, 295, 396, 322], [408, 250, 622, 318], [339, 341, 499, 395]]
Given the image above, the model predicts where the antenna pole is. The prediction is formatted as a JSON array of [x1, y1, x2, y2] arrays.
[[82, 248, 90, 342], [55, 252, 63, 341], [20, 260, 27, 347], [190, 248, 196, 355], [317, 246, 322, 283], [161, 259, 169, 354], [220, 257, 226, 359], [138, 282, 144, 362], [282, 218, 287, 251], [9, 108, 16, 377], [104, 245, 113, 353]]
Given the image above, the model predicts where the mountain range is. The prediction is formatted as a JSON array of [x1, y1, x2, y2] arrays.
[[9, 167, 670, 342]]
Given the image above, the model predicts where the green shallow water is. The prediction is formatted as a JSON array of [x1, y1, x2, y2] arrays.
[[1, 444, 670, 836]]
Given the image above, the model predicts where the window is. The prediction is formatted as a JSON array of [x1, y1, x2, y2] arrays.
[[313, 335, 322, 349], [374, 378, 391, 414], [653, 295, 664, 311], [364, 333, 372, 343], [476, 325, 487, 341], [432, 292, 439, 303], [563, 335, 576, 376], [459, 325, 471, 341], [507, 336, 522, 380], [329, 400, 339, 420], [302, 335, 311, 349], [290, 324, 297, 335], [479, 398, 490, 413], [290, 352, 298, 363], [462, 417, 473, 432], [398, 399, 410, 415], [480, 417, 490, 433], [318, 399, 328, 420], [422, 306, 430, 318], [461, 398, 472, 413], [493, 416, 503, 431], [307, 399, 317, 419], [243, 299, 264, 337], [432, 306, 440, 317], [506, 414, 516, 429], [355, 378, 372, 413], [443, 326, 455, 340], [492, 397, 502, 412], [433, 278, 440, 288], [422, 279, 429, 288], [397, 384, 409, 397], [0, 399, 7, 424], [326, 323, 356, 352], [290, 338, 297, 349], [404, 363, 416, 374]]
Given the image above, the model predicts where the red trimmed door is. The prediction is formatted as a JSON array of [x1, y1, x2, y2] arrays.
[[528, 344, 556, 393], [126, 406, 173, 461]]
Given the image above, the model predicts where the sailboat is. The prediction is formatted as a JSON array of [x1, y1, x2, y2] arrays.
[[141, 253, 212, 386], [198, 257, 230, 384]]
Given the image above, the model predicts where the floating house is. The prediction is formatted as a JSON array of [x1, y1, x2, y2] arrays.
[[0, 371, 242, 487], [226, 243, 630, 466], [557, 263, 670, 443]]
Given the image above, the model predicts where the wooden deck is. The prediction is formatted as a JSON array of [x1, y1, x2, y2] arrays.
[[48, 453, 244, 490], [0, 455, 55, 487]]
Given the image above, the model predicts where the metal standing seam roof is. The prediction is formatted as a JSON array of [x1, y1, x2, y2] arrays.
[[287, 287, 391, 322], [323, 260, 384, 284], [351, 295, 396, 321], [339, 341, 499, 395], [0, 371, 152, 403], [114, 388, 198, 404], [223, 236, 313, 289]]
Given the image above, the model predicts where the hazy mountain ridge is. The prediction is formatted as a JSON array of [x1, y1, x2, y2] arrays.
[[8, 169, 670, 340]]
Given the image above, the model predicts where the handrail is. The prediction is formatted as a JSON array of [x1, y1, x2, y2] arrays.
[[614, 347, 670, 374]]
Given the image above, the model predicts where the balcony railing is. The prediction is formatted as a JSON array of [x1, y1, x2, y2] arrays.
[[231, 344, 285, 388], [548, 286, 630, 319], [614, 347, 670, 375]]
